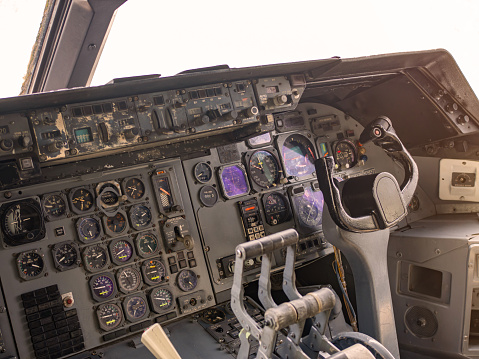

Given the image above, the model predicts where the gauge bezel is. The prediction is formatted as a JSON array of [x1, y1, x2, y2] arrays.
[[217, 163, 250, 200], [148, 286, 174, 313], [198, 185, 218, 207], [109, 237, 136, 265], [122, 176, 146, 201], [288, 182, 324, 234], [193, 162, 213, 184], [68, 186, 95, 214], [262, 192, 292, 226], [244, 147, 282, 190], [141, 258, 167, 286], [76, 215, 104, 243], [177, 269, 198, 292], [116, 266, 143, 294], [82, 244, 111, 273], [16, 249, 46, 280], [202, 308, 226, 324], [96, 302, 124, 331], [41, 192, 69, 220], [246, 132, 273, 148], [135, 231, 160, 258], [51, 241, 81, 271], [123, 293, 150, 323], [151, 169, 184, 215], [128, 204, 153, 231], [103, 209, 130, 237], [332, 138, 358, 170], [89, 272, 118, 302]]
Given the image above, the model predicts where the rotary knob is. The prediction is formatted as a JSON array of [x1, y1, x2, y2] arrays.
[[457, 115, 470, 125], [272, 94, 288, 106], [222, 110, 238, 121], [19, 135, 32, 148], [243, 106, 259, 118], [0, 139, 13, 151], [47, 141, 63, 153], [124, 127, 139, 140]]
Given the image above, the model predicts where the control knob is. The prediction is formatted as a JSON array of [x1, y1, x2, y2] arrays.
[[446, 102, 458, 113], [272, 94, 288, 106], [124, 127, 139, 140], [222, 110, 238, 121], [47, 141, 63, 153], [0, 139, 13, 151], [457, 115, 470, 125], [195, 115, 210, 126], [19, 135, 32, 148], [243, 106, 259, 118]]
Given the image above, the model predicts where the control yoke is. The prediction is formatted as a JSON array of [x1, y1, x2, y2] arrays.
[[315, 116, 418, 232]]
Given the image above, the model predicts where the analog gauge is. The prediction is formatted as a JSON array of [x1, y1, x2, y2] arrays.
[[219, 165, 250, 199], [333, 139, 358, 170], [117, 267, 142, 293], [129, 205, 152, 230], [199, 186, 218, 207], [281, 134, 316, 178], [99, 190, 119, 207], [194, 162, 213, 183], [136, 232, 159, 258], [109, 239, 134, 264], [294, 186, 324, 231], [76, 217, 102, 243], [141, 259, 166, 285], [42, 193, 67, 218], [262, 192, 291, 226], [52, 241, 80, 271], [83, 245, 109, 272], [96, 303, 123, 331], [0, 199, 44, 246], [177, 269, 198, 292], [105, 211, 128, 235], [124, 177, 145, 200], [17, 250, 45, 280], [89, 273, 117, 302], [248, 150, 281, 188], [124, 294, 149, 322], [70, 187, 94, 213], [149, 287, 174, 313], [202, 308, 226, 324], [155, 177, 174, 212]]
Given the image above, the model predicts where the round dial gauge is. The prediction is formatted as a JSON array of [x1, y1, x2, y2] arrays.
[[117, 267, 142, 293], [248, 150, 281, 188], [177, 269, 198, 292], [90, 273, 116, 301], [136, 232, 159, 257], [194, 162, 213, 183], [149, 287, 173, 313], [70, 188, 94, 212], [110, 239, 134, 264], [42, 194, 67, 218], [97, 303, 123, 331], [219, 165, 249, 199], [105, 212, 128, 234], [129, 205, 152, 230], [17, 251, 45, 280], [77, 217, 102, 243], [124, 178, 145, 200], [83, 245, 109, 272], [52, 241, 79, 271], [141, 259, 166, 285], [295, 187, 324, 230], [263, 192, 291, 226], [202, 308, 226, 324], [333, 139, 358, 170], [124, 295, 149, 322], [199, 186, 218, 207], [281, 134, 316, 178], [1, 199, 44, 245], [100, 190, 119, 207]]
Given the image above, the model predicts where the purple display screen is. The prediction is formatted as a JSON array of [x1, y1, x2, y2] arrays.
[[221, 165, 249, 198]]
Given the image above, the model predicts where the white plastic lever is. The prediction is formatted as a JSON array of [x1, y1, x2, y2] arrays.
[[141, 323, 182, 359]]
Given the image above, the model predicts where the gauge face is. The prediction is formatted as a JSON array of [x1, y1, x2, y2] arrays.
[[177, 269, 198, 292], [77, 217, 102, 243], [97, 303, 123, 331], [52, 242, 79, 270], [296, 187, 324, 229], [124, 295, 149, 321], [136, 232, 159, 257], [17, 251, 45, 279], [263, 192, 291, 226], [219, 165, 249, 199], [70, 188, 94, 212], [1, 200, 44, 246], [199, 186, 218, 207], [333, 139, 358, 170], [281, 134, 316, 178], [150, 287, 173, 313], [83, 245, 109, 272], [100, 190, 119, 207], [248, 150, 281, 188], [202, 308, 226, 324], [129, 205, 152, 229], [42, 194, 67, 218], [124, 178, 145, 200], [110, 239, 134, 264], [90, 274, 116, 301], [155, 177, 174, 211], [117, 267, 142, 293], [194, 162, 213, 183], [106, 212, 128, 234], [142, 259, 166, 285]]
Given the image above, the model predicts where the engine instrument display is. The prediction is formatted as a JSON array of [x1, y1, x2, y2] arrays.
[[154, 176, 174, 212], [333, 139, 358, 170], [52, 241, 80, 271], [136, 232, 160, 258], [123, 177, 145, 200], [177, 269, 198, 292], [262, 192, 291, 226], [149, 287, 174, 312], [96, 303, 123, 331], [1, 199, 44, 246], [42, 193, 67, 219], [117, 266, 142, 293], [202, 308, 226, 324], [248, 150, 281, 188], [129, 204, 152, 229], [219, 164, 250, 199], [141, 259, 166, 285], [89, 273, 117, 302], [109, 238, 134, 264], [123, 294, 149, 322], [194, 162, 213, 183], [76, 216, 102, 243], [199, 186, 218, 207], [16, 250, 45, 280], [105, 212, 128, 235], [281, 134, 316, 178], [83, 245, 110, 272], [292, 186, 324, 232], [70, 187, 94, 213]]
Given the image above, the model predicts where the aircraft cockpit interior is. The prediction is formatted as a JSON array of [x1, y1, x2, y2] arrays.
[[1, 2, 479, 359]]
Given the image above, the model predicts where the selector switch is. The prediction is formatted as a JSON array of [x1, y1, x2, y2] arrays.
[[124, 127, 139, 140], [46, 141, 63, 153], [196, 115, 210, 126], [19, 135, 32, 148], [457, 115, 470, 125], [0, 139, 13, 151], [206, 109, 221, 121], [272, 94, 288, 106], [223, 110, 238, 121], [243, 106, 259, 118], [446, 102, 459, 113]]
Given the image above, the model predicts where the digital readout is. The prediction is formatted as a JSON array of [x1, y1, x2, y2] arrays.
[[74, 127, 93, 144]]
